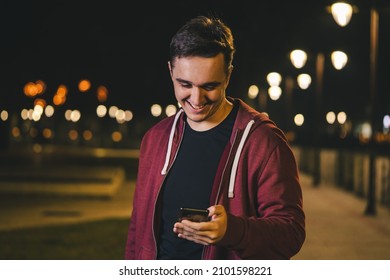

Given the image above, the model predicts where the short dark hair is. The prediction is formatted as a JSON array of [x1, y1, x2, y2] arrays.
[[169, 15, 235, 74]]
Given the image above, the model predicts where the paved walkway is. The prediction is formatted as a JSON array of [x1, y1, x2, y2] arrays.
[[293, 174, 390, 260], [0, 179, 135, 231], [0, 172, 389, 260]]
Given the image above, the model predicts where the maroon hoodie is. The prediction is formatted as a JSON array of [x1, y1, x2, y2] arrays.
[[125, 98, 305, 259]]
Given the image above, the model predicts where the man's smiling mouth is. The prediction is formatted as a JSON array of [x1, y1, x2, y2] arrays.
[[187, 100, 206, 110]]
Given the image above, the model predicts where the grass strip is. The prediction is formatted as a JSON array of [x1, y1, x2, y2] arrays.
[[0, 218, 130, 260]]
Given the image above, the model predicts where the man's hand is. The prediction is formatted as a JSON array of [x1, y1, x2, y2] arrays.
[[173, 205, 227, 245]]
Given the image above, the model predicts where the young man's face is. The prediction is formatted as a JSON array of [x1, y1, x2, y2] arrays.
[[169, 53, 232, 131]]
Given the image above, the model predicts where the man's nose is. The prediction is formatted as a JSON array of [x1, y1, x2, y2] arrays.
[[190, 87, 205, 104]]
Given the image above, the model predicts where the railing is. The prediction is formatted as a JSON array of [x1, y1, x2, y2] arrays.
[[292, 145, 390, 211], [1, 143, 389, 210]]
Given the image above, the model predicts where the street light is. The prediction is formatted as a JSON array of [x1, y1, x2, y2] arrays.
[[331, 51, 348, 70], [266, 72, 283, 101], [290, 49, 307, 69], [266, 72, 282, 86], [330, 1, 379, 216], [290, 49, 348, 186], [297, 74, 312, 90], [331, 2, 354, 27]]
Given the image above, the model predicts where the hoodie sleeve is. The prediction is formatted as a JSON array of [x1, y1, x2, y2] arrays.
[[218, 139, 306, 259], [124, 205, 137, 259]]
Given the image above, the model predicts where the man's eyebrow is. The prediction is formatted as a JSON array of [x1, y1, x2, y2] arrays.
[[175, 78, 191, 84], [175, 78, 221, 87]]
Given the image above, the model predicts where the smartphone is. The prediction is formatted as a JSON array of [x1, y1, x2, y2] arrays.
[[179, 207, 210, 222]]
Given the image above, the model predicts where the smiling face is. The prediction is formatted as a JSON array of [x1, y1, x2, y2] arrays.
[[169, 53, 233, 131]]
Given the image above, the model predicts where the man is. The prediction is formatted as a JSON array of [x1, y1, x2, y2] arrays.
[[125, 15, 305, 260]]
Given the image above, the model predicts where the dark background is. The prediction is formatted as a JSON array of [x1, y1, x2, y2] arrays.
[[0, 0, 389, 145], [0, 1, 389, 263]]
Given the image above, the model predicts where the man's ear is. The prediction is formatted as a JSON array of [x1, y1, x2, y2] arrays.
[[226, 65, 234, 84]]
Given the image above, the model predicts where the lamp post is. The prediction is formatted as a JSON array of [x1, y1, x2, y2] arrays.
[[366, 3, 379, 216], [331, 1, 378, 215], [313, 53, 324, 186]]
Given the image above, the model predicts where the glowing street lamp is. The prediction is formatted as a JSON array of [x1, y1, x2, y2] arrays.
[[248, 85, 259, 99], [330, 1, 379, 216], [268, 86, 282, 101], [290, 49, 307, 69], [266, 72, 282, 86], [331, 2, 353, 27], [331, 51, 348, 70], [297, 73, 312, 90], [266, 72, 283, 101], [288, 47, 347, 187]]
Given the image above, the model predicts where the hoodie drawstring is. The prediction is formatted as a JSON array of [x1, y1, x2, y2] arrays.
[[161, 110, 255, 198], [228, 120, 255, 198], [161, 109, 183, 175]]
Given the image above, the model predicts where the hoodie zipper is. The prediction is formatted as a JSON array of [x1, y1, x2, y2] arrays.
[[152, 123, 186, 259], [213, 129, 239, 205], [201, 129, 239, 260]]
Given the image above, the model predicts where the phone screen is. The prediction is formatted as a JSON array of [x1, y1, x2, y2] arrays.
[[179, 207, 210, 222]]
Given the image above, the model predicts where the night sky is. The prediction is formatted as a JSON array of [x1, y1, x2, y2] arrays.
[[1, 0, 389, 129]]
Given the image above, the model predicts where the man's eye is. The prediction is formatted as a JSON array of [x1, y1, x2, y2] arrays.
[[180, 84, 192, 88], [202, 86, 216, 91]]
